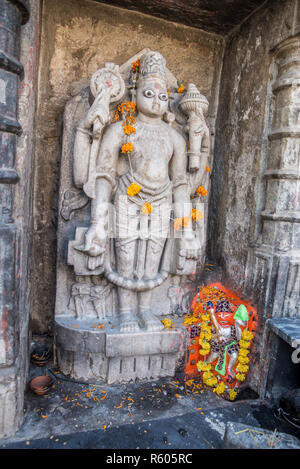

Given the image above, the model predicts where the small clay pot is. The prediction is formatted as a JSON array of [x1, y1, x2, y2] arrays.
[[30, 375, 53, 395], [30, 346, 51, 366]]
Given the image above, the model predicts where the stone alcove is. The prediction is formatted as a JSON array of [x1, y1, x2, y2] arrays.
[[0, 0, 299, 438]]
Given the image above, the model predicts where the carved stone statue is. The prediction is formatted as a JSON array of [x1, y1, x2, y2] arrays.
[[55, 49, 211, 383], [67, 50, 210, 334], [179, 83, 210, 172]]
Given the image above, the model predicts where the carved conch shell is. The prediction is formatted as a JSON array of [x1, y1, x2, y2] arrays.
[[179, 83, 209, 115]]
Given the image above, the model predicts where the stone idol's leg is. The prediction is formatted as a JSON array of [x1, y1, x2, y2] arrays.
[[138, 239, 165, 332], [116, 240, 140, 332]]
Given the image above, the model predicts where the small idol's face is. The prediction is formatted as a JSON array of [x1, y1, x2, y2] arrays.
[[136, 79, 168, 118], [216, 312, 234, 327]]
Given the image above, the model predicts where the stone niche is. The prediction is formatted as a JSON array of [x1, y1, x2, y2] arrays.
[[54, 48, 212, 384]]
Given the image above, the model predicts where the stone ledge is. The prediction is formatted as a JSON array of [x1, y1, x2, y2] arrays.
[[55, 317, 106, 354], [266, 318, 300, 347], [55, 317, 185, 383], [222, 421, 300, 449], [55, 317, 184, 357], [106, 329, 183, 358]]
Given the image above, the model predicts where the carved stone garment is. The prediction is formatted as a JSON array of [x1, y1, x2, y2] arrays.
[[112, 180, 172, 281]]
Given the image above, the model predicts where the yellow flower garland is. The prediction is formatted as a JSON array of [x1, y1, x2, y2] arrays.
[[235, 329, 253, 382], [214, 382, 226, 395], [195, 304, 254, 398]]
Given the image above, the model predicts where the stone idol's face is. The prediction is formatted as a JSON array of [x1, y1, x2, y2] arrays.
[[136, 78, 168, 118]]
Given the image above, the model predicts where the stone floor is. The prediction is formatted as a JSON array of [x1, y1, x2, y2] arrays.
[[1, 362, 300, 449]]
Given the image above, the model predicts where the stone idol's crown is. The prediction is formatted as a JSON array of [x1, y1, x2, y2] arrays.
[[139, 51, 167, 82]]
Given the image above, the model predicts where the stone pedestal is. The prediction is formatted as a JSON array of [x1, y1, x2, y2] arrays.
[[55, 317, 186, 384]]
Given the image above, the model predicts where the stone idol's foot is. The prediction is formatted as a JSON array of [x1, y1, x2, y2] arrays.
[[119, 313, 140, 333], [140, 310, 164, 332]]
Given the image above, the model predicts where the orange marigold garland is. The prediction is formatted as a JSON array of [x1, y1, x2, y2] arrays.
[[121, 142, 134, 154], [191, 208, 203, 222], [127, 182, 141, 197], [196, 185, 208, 197], [174, 216, 191, 231], [142, 202, 153, 216], [131, 58, 140, 73]]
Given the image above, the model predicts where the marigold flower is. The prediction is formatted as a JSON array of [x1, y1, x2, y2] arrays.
[[237, 355, 249, 364], [191, 208, 203, 222], [161, 318, 174, 329], [196, 185, 208, 197], [183, 314, 198, 325], [199, 348, 210, 356], [121, 142, 134, 154], [131, 59, 140, 73], [236, 363, 249, 373], [177, 84, 185, 93], [202, 371, 213, 380], [127, 182, 141, 197], [206, 164, 211, 172], [197, 361, 212, 372], [203, 331, 212, 341], [142, 202, 153, 216], [201, 314, 210, 322], [242, 329, 254, 341], [123, 124, 136, 135], [182, 216, 190, 228], [173, 218, 182, 231], [238, 348, 250, 357], [199, 340, 210, 350], [229, 389, 238, 401], [125, 101, 136, 113], [239, 339, 251, 349], [236, 373, 246, 381], [173, 216, 191, 230], [127, 115, 136, 124], [204, 376, 218, 387], [213, 382, 225, 395], [117, 102, 126, 113]]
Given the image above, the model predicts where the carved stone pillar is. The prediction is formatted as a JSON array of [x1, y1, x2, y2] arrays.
[[245, 35, 300, 393], [0, 0, 29, 438]]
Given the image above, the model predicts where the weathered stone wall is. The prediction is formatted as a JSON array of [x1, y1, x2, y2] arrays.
[[208, 0, 300, 393], [0, 0, 40, 438], [209, 0, 300, 289], [31, 0, 224, 333]]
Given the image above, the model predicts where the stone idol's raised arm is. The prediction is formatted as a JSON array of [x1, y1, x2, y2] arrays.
[[73, 62, 125, 195], [73, 91, 111, 189]]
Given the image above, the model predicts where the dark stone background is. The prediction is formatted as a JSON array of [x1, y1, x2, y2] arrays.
[[93, 0, 267, 34]]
